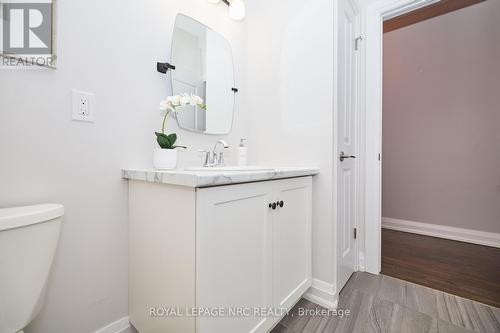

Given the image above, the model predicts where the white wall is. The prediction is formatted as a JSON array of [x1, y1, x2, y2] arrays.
[[0, 1, 249, 332], [245, 0, 335, 287], [382, 0, 500, 233]]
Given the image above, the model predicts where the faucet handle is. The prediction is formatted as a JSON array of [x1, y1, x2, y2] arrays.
[[197, 149, 210, 156], [198, 149, 212, 167], [217, 152, 226, 167]]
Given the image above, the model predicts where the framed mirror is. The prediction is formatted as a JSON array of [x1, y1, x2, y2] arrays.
[[171, 14, 235, 135]]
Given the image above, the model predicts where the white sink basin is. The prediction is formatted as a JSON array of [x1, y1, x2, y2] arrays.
[[185, 166, 275, 172]]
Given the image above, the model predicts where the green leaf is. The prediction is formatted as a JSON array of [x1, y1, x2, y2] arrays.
[[167, 133, 177, 145], [155, 132, 172, 149]]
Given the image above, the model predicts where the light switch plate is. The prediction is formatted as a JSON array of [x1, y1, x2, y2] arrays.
[[72, 90, 95, 122]]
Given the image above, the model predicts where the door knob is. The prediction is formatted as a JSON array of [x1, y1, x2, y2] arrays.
[[269, 202, 277, 210], [339, 151, 356, 162]]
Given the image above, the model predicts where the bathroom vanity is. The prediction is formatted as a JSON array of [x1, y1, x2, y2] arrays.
[[126, 10, 320, 332], [122, 167, 318, 333]]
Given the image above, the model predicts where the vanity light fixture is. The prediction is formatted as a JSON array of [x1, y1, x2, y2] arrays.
[[209, 0, 246, 21]]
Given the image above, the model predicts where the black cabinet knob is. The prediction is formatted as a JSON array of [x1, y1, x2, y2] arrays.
[[269, 202, 283, 210]]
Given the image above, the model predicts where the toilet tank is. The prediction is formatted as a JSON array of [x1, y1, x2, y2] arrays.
[[0, 204, 64, 333]]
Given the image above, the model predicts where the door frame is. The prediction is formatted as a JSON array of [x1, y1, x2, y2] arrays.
[[360, 0, 440, 274]]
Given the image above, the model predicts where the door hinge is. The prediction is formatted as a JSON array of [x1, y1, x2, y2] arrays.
[[378, 153, 381, 161], [355, 36, 363, 51], [354, 227, 357, 239]]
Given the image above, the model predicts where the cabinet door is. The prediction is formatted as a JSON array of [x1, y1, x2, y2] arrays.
[[272, 177, 312, 310], [196, 181, 274, 333]]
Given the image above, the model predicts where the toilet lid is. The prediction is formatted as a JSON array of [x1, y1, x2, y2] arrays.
[[0, 204, 64, 231]]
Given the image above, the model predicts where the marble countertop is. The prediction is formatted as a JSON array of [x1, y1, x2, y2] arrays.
[[122, 167, 320, 188]]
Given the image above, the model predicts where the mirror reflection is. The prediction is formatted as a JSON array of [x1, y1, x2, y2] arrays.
[[171, 14, 235, 135]]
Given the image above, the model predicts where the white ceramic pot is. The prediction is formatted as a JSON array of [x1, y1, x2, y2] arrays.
[[153, 148, 178, 170]]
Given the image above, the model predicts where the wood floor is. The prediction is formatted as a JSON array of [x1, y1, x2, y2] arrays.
[[382, 229, 500, 308]]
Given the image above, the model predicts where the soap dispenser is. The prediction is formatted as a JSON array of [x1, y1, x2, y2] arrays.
[[237, 139, 248, 166]]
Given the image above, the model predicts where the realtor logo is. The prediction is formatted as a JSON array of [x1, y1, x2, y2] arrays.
[[2, 2, 52, 55]]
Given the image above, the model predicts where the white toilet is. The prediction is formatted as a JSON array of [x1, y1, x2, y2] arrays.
[[0, 204, 64, 333]]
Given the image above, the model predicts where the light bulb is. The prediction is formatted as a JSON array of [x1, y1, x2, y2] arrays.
[[229, 0, 245, 21], [207, 0, 221, 3]]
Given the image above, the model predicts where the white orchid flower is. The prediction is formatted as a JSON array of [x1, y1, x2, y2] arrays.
[[190, 94, 204, 105], [171, 95, 182, 106], [159, 100, 169, 112], [161, 94, 204, 113], [180, 93, 191, 106]]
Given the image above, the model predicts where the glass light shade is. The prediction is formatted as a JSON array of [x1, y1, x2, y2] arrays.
[[229, 0, 245, 21]]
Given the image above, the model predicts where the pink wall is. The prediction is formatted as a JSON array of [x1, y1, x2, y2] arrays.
[[382, 0, 500, 233]]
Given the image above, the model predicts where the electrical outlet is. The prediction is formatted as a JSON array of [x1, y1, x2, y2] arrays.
[[72, 90, 95, 122]]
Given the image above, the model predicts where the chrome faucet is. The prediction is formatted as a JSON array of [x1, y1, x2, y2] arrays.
[[199, 140, 229, 167]]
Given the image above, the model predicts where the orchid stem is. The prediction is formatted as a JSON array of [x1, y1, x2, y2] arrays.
[[161, 110, 171, 134]]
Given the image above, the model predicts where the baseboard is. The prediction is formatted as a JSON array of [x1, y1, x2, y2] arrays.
[[382, 217, 500, 248], [358, 252, 366, 272], [93, 316, 130, 333], [303, 278, 338, 310]]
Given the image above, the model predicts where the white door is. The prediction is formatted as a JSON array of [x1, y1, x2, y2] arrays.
[[272, 177, 312, 310], [196, 182, 274, 333], [337, 0, 359, 291]]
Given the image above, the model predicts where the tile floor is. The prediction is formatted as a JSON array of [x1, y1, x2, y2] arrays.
[[272, 272, 500, 333]]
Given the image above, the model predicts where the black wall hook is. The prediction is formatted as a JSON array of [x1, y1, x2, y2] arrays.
[[157, 62, 176, 74], [232, 87, 239, 93]]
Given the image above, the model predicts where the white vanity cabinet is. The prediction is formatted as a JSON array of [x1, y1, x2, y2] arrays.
[[127, 173, 313, 333]]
